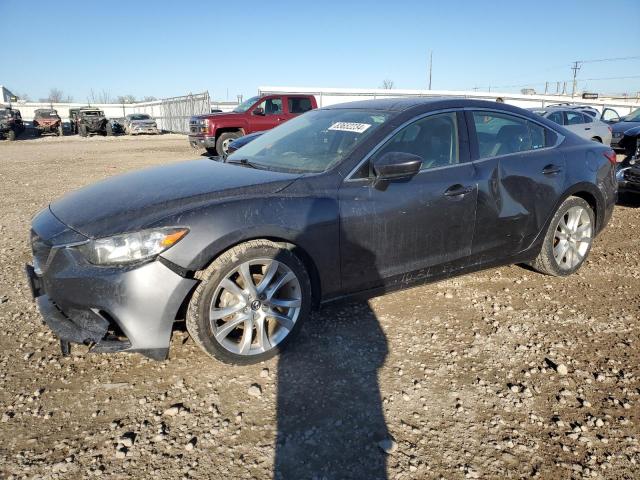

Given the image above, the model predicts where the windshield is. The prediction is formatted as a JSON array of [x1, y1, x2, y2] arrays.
[[82, 111, 103, 117], [226, 109, 391, 173], [129, 114, 151, 120], [35, 110, 58, 118], [622, 108, 640, 122], [233, 96, 261, 113]]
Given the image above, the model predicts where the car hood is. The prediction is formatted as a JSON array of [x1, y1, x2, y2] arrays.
[[49, 159, 300, 238], [611, 120, 640, 134], [192, 112, 240, 121]]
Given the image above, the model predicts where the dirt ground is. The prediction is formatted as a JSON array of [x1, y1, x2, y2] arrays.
[[0, 134, 638, 480]]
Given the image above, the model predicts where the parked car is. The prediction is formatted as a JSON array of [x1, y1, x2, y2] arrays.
[[33, 109, 63, 137], [225, 131, 263, 156], [616, 157, 640, 198], [529, 107, 612, 144], [121, 113, 159, 135], [26, 98, 617, 364], [0, 107, 25, 141], [188, 94, 317, 156], [68, 108, 80, 134], [546, 103, 621, 123], [608, 108, 640, 152], [73, 107, 113, 137]]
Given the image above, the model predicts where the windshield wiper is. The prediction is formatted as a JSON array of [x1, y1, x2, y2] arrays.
[[226, 158, 262, 169]]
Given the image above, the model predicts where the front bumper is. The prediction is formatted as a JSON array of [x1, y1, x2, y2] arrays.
[[130, 126, 159, 135], [188, 134, 216, 149], [26, 209, 197, 359]]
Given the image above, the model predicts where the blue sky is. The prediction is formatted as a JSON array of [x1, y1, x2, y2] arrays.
[[2, 0, 639, 102]]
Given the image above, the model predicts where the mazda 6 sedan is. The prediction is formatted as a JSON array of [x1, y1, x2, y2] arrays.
[[26, 98, 618, 364]]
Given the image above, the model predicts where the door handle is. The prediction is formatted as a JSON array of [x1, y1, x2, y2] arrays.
[[542, 164, 562, 175], [585, 127, 591, 131], [444, 184, 473, 197]]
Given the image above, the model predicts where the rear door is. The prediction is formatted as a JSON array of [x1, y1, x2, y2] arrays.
[[284, 96, 314, 121], [467, 109, 565, 260]]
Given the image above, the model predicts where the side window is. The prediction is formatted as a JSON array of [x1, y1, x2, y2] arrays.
[[472, 111, 551, 158], [288, 97, 313, 114], [256, 97, 283, 115], [583, 114, 593, 123], [374, 112, 459, 171], [547, 111, 564, 125], [566, 111, 585, 125], [601, 108, 620, 122]]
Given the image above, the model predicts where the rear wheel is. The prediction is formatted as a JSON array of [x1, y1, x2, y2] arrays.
[[216, 132, 241, 158], [531, 196, 595, 276], [186, 240, 312, 364], [79, 124, 87, 137], [105, 123, 113, 136]]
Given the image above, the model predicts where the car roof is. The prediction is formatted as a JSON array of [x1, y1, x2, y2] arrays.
[[323, 97, 527, 114]]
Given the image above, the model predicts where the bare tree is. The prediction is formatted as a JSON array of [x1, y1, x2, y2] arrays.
[[18, 92, 31, 102], [89, 89, 113, 104], [41, 88, 73, 103], [381, 79, 395, 89], [142, 96, 158, 102], [116, 94, 137, 104]]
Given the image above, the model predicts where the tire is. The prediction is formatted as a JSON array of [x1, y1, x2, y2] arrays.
[[105, 123, 113, 136], [58, 125, 64, 136], [186, 240, 312, 364], [79, 125, 87, 137], [215, 132, 241, 158], [6, 129, 16, 141], [591, 137, 602, 143], [530, 196, 595, 276]]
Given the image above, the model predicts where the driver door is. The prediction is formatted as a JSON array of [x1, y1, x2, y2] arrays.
[[338, 111, 478, 294], [251, 96, 284, 132]]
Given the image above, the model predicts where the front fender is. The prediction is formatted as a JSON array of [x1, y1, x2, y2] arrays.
[[159, 196, 341, 299]]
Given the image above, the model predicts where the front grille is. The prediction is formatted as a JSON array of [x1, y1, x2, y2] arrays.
[[624, 168, 640, 183], [30, 230, 52, 273]]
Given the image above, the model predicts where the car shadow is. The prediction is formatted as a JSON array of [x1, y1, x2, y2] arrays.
[[274, 225, 390, 479], [617, 192, 640, 208]]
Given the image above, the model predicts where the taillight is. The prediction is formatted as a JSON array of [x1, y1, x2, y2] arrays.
[[603, 149, 617, 165], [607, 126, 612, 133]]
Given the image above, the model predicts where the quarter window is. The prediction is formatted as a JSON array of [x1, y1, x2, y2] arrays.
[[288, 97, 313, 114], [472, 111, 551, 158], [374, 112, 459, 171]]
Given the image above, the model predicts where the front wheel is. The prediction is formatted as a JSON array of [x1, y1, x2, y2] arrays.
[[186, 240, 312, 364], [531, 196, 595, 276], [6, 129, 16, 141], [215, 132, 241, 158]]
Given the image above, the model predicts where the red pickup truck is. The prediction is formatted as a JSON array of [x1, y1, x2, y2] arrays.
[[188, 94, 317, 156]]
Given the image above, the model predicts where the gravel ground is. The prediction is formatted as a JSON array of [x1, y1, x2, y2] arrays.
[[0, 134, 638, 479]]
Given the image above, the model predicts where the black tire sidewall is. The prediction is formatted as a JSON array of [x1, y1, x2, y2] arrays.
[[542, 197, 595, 276], [216, 132, 241, 157], [190, 243, 311, 365]]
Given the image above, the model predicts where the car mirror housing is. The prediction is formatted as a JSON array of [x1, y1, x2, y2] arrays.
[[372, 152, 422, 184], [253, 107, 265, 116]]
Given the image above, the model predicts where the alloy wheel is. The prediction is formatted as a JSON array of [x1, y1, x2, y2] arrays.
[[209, 259, 302, 356], [553, 206, 592, 270]]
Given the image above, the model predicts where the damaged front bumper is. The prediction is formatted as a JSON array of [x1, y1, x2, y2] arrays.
[[26, 208, 197, 360]]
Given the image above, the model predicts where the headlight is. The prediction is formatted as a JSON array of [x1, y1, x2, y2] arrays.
[[78, 227, 188, 265]]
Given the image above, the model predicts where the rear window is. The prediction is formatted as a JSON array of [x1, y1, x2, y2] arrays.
[[288, 97, 313, 114]]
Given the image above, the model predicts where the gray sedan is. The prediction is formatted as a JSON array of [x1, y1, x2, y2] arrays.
[[122, 113, 159, 135], [530, 107, 612, 145]]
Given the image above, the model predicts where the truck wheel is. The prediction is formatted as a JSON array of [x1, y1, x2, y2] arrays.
[[6, 130, 16, 141], [216, 132, 241, 158], [58, 125, 64, 136], [79, 125, 87, 137], [105, 123, 113, 136], [34, 129, 41, 137]]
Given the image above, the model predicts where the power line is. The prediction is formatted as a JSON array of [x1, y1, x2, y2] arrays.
[[578, 55, 640, 64]]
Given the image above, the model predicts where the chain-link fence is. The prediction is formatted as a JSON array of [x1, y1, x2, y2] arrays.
[[134, 92, 211, 133]]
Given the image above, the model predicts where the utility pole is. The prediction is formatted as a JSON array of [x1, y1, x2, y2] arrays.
[[428, 51, 433, 90], [544, 82, 548, 94], [571, 61, 582, 98]]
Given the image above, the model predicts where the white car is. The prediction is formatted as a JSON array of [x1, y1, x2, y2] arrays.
[[530, 107, 612, 145]]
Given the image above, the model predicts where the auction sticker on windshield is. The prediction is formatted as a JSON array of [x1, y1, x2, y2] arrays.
[[328, 122, 371, 133]]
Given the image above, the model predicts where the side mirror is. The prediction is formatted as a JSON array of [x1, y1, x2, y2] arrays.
[[372, 152, 422, 184], [253, 107, 265, 116]]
